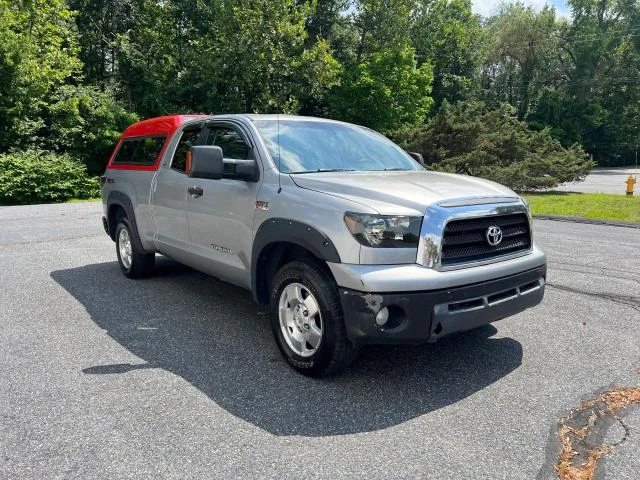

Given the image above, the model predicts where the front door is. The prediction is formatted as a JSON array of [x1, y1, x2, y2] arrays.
[[186, 122, 261, 289], [151, 123, 204, 259]]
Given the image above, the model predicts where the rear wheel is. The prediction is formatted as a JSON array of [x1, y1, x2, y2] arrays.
[[269, 260, 359, 377], [115, 219, 155, 278]]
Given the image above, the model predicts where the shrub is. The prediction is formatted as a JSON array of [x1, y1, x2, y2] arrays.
[[0, 150, 100, 205], [395, 101, 595, 191]]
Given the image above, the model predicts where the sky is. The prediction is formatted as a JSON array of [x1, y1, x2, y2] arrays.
[[472, 0, 571, 18]]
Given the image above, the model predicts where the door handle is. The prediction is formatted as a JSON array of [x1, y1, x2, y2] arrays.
[[188, 186, 203, 197]]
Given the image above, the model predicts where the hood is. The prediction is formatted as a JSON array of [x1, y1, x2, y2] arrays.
[[290, 170, 519, 215]]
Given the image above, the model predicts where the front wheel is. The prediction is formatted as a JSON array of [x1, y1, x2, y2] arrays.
[[115, 219, 155, 278], [269, 260, 359, 377]]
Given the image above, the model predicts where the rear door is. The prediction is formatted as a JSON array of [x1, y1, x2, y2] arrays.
[[151, 123, 204, 258], [186, 121, 261, 288]]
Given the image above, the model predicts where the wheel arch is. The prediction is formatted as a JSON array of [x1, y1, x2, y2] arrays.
[[251, 219, 341, 305], [106, 191, 149, 253]]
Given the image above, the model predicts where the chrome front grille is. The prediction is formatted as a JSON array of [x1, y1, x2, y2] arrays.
[[441, 213, 531, 267]]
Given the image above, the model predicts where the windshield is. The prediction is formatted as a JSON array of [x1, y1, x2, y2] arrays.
[[253, 119, 422, 173]]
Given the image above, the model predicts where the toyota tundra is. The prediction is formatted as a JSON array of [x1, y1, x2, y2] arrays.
[[100, 114, 546, 376]]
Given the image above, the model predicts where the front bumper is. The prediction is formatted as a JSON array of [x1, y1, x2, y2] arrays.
[[328, 243, 546, 292], [339, 264, 546, 344]]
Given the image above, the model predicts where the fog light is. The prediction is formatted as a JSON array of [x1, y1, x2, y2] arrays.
[[375, 307, 389, 326]]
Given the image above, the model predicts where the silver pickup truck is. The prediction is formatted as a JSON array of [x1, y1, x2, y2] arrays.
[[101, 114, 546, 376]]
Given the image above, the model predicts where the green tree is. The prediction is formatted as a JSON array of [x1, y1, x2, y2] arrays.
[[297, 39, 343, 116], [566, 0, 638, 101], [67, 0, 135, 89], [527, 0, 640, 165], [304, 0, 357, 63], [411, 0, 481, 109], [328, 45, 433, 132], [45, 85, 138, 174], [0, 0, 136, 174], [352, 0, 416, 61], [401, 101, 594, 191], [481, 3, 563, 119], [0, 0, 82, 149], [115, 0, 182, 116], [199, 0, 321, 113], [116, 0, 341, 116]]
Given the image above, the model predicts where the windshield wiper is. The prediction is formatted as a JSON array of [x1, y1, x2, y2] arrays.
[[382, 167, 411, 171], [291, 168, 357, 174]]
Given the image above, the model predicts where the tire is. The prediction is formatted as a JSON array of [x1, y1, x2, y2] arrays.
[[269, 260, 359, 377], [115, 218, 155, 279]]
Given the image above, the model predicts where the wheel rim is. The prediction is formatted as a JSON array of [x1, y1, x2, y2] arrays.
[[118, 227, 133, 269], [278, 282, 323, 358]]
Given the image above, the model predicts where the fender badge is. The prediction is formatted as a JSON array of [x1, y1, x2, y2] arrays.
[[211, 244, 232, 254], [255, 201, 270, 211]]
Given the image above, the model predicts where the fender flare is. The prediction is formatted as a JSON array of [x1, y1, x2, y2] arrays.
[[106, 191, 149, 254], [251, 218, 341, 303]]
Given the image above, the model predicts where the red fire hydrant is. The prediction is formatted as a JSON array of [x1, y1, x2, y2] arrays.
[[626, 175, 636, 196]]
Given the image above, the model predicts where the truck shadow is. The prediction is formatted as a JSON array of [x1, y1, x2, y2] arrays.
[[51, 257, 523, 437]]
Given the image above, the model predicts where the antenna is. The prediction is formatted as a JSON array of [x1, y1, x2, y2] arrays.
[[277, 113, 282, 193]]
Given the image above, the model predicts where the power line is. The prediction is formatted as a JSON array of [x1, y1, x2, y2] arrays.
[[486, 25, 640, 48], [412, 29, 640, 58], [416, 25, 640, 52], [476, 78, 640, 91]]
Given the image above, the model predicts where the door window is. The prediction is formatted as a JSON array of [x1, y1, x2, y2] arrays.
[[205, 126, 254, 160], [171, 125, 203, 173], [205, 125, 254, 178]]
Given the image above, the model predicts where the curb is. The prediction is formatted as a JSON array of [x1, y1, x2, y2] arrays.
[[533, 215, 640, 229]]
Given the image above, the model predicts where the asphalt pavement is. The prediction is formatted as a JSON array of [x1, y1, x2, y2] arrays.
[[554, 166, 638, 194], [1, 202, 638, 479]]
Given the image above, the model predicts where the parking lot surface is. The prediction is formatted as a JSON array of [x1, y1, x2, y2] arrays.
[[1, 202, 638, 479], [555, 166, 638, 194]]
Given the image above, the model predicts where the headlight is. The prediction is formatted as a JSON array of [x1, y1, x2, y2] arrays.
[[344, 213, 422, 248]]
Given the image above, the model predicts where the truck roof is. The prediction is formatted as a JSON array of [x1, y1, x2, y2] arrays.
[[121, 114, 346, 139], [243, 114, 341, 123], [122, 114, 209, 138]]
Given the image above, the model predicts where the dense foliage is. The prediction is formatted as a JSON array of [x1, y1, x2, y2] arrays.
[[0, 1, 136, 175], [1, 0, 639, 200], [0, 150, 99, 204], [399, 102, 595, 191]]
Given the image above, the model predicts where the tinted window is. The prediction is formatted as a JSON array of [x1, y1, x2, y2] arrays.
[[206, 126, 253, 160], [171, 125, 203, 173], [112, 136, 166, 165], [111, 140, 138, 164]]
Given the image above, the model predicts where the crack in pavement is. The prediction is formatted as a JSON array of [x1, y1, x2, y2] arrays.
[[555, 386, 640, 480], [549, 259, 640, 275], [549, 260, 639, 275], [0, 234, 102, 247], [546, 282, 640, 310], [549, 265, 640, 285]]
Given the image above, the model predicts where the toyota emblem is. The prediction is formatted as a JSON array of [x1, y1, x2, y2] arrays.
[[486, 225, 503, 246]]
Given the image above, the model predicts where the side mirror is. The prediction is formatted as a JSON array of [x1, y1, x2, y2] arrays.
[[408, 152, 425, 166], [188, 145, 223, 180]]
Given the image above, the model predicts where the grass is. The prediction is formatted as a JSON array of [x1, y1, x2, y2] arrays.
[[66, 197, 101, 203], [6, 193, 640, 224], [522, 192, 640, 223], [1, 197, 101, 206]]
